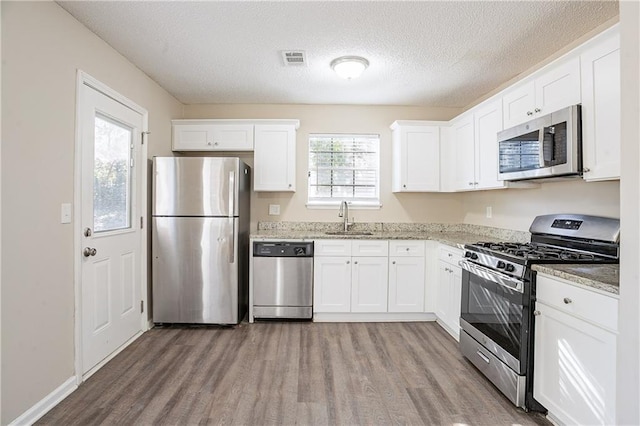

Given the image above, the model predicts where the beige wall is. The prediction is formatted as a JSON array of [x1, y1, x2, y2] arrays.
[[183, 104, 465, 230], [0, 2, 182, 423], [462, 180, 620, 231]]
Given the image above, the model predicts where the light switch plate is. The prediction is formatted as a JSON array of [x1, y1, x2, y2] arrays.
[[61, 203, 72, 224], [269, 204, 280, 216]]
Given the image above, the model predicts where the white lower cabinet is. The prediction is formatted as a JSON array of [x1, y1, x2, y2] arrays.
[[351, 257, 388, 312], [313, 256, 352, 312], [388, 241, 426, 312], [534, 274, 618, 426], [435, 245, 463, 340]]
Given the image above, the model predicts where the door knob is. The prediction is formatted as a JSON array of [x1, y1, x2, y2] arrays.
[[533, 310, 541, 316], [83, 247, 97, 257], [83, 227, 92, 237]]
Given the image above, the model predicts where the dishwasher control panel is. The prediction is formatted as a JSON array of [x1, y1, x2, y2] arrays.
[[253, 241, 314, 257]]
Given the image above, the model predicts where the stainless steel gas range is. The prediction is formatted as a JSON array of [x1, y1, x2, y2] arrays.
[[458, 214, 620, 411]]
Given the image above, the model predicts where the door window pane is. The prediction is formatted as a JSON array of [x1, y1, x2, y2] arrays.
[[94, 114, 132, 232]]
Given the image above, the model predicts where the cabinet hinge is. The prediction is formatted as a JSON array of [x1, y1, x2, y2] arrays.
[[141, 300, 144, 313], [140, 216, 144, 229]]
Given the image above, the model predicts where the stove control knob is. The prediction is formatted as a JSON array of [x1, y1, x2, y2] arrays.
[[465, 251, 473, 258], [505, 264, 515, 272], [470, 253, 478, 260], [496, 261, 506, 269]]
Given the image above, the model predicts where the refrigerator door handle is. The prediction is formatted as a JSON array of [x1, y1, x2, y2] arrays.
[[229, 218, 235, 264], [228, 171, 235, 218]]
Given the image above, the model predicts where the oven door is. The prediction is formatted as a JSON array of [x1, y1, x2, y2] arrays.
[[459, 260, 529, 374]]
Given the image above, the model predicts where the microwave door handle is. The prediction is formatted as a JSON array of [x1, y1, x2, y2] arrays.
[[538, 128, 546, 167]]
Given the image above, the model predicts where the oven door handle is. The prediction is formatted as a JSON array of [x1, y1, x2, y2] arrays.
[[458, 260, 524, 293]]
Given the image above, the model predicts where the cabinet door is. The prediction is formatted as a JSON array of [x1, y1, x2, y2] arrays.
[[534, 302, 617, 426], [474, 100, 506, 190], [534, 57, 581, 117], [351, 257, 388, 313], [450, 265, 462, 340], [580, 31, 620, 182], [388, 257, 425, 312], [396, 126, 440, 192], [210, 124, 254, 151], [313, 256, 351, 312], [172, 124, 215, 151], [452, 114, 476, 191], [254, 124, 296, 191], [502, 81, 536, 128], [436, 262, 451, 324]]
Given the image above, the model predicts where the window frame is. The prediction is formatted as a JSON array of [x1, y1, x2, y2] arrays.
[[306, 133, 382, 209]]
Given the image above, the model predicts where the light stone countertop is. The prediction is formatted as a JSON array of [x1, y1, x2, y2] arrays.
[[250, 222, 619, 295], [250, 229, 501, 249], [532, 264, 620, 296]]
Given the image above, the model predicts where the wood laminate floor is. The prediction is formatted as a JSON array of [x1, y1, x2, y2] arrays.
[[39, 322, 549, 425]]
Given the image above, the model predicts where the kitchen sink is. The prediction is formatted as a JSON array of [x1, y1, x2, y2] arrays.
[[325, 231, 374, 236]]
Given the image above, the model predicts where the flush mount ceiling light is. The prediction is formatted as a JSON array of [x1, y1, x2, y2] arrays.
[[330, 56, 369, 79]]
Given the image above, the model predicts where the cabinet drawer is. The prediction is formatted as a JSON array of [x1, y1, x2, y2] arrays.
[[439, 245, 463, 265], [314, 240, 352, 256], [352, 240, 388, 257], [536, 274, 618, 331], [389, 240, 425, 257]]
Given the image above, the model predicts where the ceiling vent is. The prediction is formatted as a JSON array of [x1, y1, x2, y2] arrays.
[[281, 50, 306, 66]]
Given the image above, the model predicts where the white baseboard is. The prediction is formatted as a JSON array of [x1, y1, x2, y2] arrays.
[[9, 376, 77, 426], [435, 318, 460, 342], [313, 312, 437, 322]]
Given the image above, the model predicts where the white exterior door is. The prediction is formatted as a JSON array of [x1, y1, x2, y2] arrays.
[[79, 81, 145, 375]]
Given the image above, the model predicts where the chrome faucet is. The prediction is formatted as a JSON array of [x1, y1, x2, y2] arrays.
[[338, 201, 354, 232]]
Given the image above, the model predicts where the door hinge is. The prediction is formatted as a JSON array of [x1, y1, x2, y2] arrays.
[[142, 131, 150, 144], [140, 216, 144, 229], [130, 158, 135, 168], [141, 300, 144, 313]]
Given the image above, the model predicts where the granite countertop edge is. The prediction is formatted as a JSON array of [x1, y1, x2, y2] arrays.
[[532, 264, 619, 296]]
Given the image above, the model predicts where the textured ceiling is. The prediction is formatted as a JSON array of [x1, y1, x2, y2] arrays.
[[57, 1, 618, 107]]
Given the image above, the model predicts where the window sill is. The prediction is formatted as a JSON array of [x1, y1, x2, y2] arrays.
[[306, 201, 382, 210]]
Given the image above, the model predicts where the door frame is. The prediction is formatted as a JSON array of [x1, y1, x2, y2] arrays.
[[73, 70, 150, 384]]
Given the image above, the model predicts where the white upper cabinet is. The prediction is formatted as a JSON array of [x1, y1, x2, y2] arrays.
[[474, 99, 506, 190], [451, 99, 505, 192], [452, 113, 475, 191], [391, 121, 442, 192], [580, 27, 620, 182], [254, 123, 298, 192], [502, 57, 581, 128], [172, 120, 254, 151]]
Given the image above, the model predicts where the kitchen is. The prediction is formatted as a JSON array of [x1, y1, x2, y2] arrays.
[[1, 1, 639, 425]]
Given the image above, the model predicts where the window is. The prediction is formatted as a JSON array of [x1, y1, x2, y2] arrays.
[[308, 134, 380, 207]]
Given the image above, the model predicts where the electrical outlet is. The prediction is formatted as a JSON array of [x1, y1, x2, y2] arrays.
[[486, 206, 492, 219], [268, 204, 280, 216]]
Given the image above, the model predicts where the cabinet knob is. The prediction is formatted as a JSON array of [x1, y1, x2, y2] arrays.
[[448, 253, 452, 257], [583, 168, 591, 173], [392, 261, 396, 265], [474, 182, 479, 185], [346, 260, 350, 264], [354, 261, 358, 265], [534, 108, 541, 113], [207, 142, 212, 146], [468, 182, 474, 186], [288, 183, 292, 188], [406, 248, 410, 251], [403, 184, 407, 188], [527, 111, 534, 116], [533, 310, 541, 316], [214, 142, 219, 146], [563, 297, 572, 304]]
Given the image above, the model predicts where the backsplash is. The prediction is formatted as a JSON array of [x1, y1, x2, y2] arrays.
[[257, 221, 530, 243]]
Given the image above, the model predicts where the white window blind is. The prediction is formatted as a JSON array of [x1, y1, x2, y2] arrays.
[[308, 134, 380, 206]]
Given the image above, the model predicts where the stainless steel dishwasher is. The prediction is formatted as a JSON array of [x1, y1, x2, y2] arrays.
[[252, 241, 314, 319]]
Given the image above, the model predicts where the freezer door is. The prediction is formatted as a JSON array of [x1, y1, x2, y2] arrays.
[[152, 217, 239, 324], [153, 157, 240, 217]]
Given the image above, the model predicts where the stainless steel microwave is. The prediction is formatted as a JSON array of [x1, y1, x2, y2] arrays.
[[497, 105, 582, 181]]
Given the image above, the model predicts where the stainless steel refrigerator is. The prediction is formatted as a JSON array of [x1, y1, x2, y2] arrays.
[[152, 157, 250, 324]]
